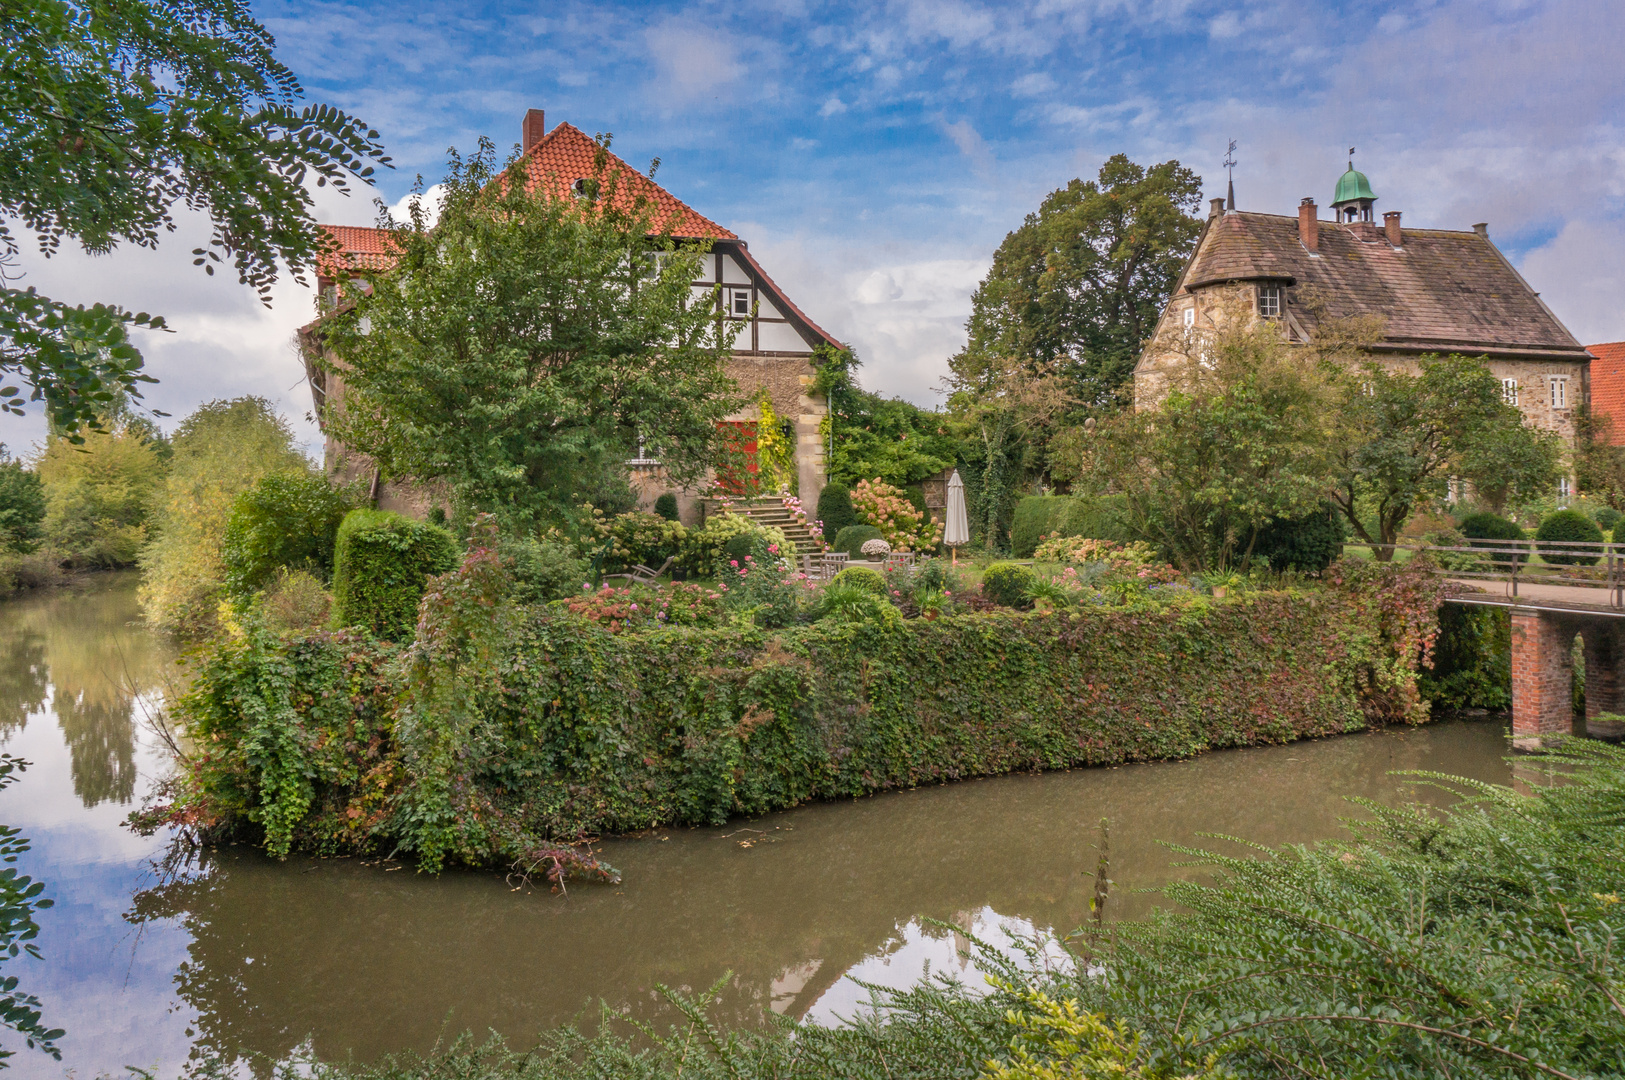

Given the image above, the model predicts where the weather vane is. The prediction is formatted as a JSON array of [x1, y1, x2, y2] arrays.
[[1348, 146, 1356, 166], [1224, 139, 1237, 211]]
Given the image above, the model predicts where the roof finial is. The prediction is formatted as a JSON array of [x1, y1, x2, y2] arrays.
[[1348, 146, 1355, 168], [1224, 139, 1237, 212]]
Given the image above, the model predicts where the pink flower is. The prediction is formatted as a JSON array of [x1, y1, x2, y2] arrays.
[[768, 544, 779, 554], [729, 560, 739, 567]]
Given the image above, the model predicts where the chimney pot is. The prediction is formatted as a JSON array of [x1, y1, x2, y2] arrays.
[[1209, 197, 1226, 219], [1472, 222, 1488, 237], [1298, 197, 1319, 253], [1383, 210, 1402, 247], [522, 108, 547, 153]]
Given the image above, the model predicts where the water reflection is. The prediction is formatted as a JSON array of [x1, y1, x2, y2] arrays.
[[0, 576, 164, 807], [0, 579, 1522, 1077]]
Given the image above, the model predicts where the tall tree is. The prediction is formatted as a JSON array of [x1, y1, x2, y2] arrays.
[[1329, 354, 1561, 556], [321, 138, 743, 531], [1, 0, 390, 435], [954, 154, 1203, 408]]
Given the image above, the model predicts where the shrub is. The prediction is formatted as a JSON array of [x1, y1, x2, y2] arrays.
[[221, 471, 355, 595], [589, 509, 686, 572], [653, 493, 680, 521], [851, 478, 943, 551], [140, 398, 309, 634], [38, 422, 165, 566], [831, 565, 885, 593], [678, 514, 790, 576], [562, 582, 728, 632], [982, 561, 1036, 608], [1011, 496, 1068, 558], [1595, 506, 1621, 533], [1460, 510, 1526, 565], [259, 568, 332, 635], [1251, 501, 1347, 573], [1535, 508, 1605, 565], [720, 553, 810, 628], [502, 536, 588, 604], [330, 509, 460, 640], [832, 524, 884, 558], [815, 481, 858, 541], [0, 451, 44, 554], [815, 580, 903, 627]]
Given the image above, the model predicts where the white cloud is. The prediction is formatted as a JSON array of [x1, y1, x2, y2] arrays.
[[819, 96, 849, 117], [1011, 72, 1057, 98], [643, 22, 748, 104], [388, 183, 448, 229], [1519, 219, 1625, 348], [1207, 11, 1242, 39]]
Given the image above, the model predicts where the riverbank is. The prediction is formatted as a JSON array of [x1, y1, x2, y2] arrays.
[[144, 557, 1448, 871]]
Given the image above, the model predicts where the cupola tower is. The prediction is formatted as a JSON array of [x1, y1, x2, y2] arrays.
[[1330, 148, 1377, 223]]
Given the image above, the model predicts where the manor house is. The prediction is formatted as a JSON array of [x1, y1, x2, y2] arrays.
[[1134, 162, 1593, 452], [301, 108, 839, 522]]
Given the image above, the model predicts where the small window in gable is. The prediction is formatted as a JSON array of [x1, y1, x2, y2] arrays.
[[1258, 284, 1281, 319], [1182, 306, 1195, 328], [1502, 378, 1519, 406], [1550, 376, 1568, 409], [729, 287, 752, 318]]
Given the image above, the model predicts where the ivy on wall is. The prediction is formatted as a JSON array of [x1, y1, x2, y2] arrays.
[[145, 556, 1445, 871]]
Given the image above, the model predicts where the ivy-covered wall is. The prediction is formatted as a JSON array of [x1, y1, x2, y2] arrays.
[[156, 553, 1442, 871]]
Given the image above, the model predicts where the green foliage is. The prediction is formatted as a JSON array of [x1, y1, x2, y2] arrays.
[[1419, 604, 1510, 709], [140, 397, 308, 634], [982, 562, 1037, 608], [321, 137, 740, 532], [37, 419, 164, 566], [1071, 322, 1336, 573], [1460, 510, 1526, 567], [221, 470, 355, 595], [1535, 508, 1605, 566], [589, 509, 687, 572], [955, 154, 1204, 408], [258, 567, 331, 635], [1331, 354, 1561, 554], [653, 493, 679, 521], [1, 0, 389, 434], [1251, 501, 1347, 573], [1011, 496, 1067, 558], [0, 756, 63, 1066], [815, 481, 858, 541], [161, 561, 1444, 871], [832, 524, 884, 558], [330, 509, 459, 641], [678, 514, 790, 577], [1101, 740, 1625, 1079], [816, 345, 958, 490], [0, 449, 44, 554], [501, 536, 587, 605], [830, 565, 885, 594], [1596, 506, 1621, 532]]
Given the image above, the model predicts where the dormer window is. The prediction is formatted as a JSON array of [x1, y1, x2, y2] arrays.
[[1258, 284, 1281, 319], [728, 287, 752, 318], [571, 177, 595, 199]]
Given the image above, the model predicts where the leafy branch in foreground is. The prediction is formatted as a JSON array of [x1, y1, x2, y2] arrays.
[[1, 0, 392, 432], [0, 755, 63, 1067]]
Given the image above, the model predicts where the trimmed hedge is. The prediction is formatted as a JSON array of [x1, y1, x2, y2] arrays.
[[832, 524, 884, 558], [831, 565, 885, 593], [1011, 495, 1132, 557], [1461, 511, 1526, 565], [816, 482, 858, 541], [653, 493, 680, 521], [162, 558, 1444, 868], [1536, 509, 1604, 566], [330, 509, 459, 641], [982, 561, 1035, 607]]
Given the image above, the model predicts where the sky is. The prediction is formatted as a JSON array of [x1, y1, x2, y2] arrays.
[[6, 0, 1624, 456]]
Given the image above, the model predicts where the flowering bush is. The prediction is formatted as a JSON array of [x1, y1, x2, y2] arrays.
[[586, 508, 687, 572], [561, 581, 727, 632], [860, 537, 891, 558], [780, 493, 828, 552], [1033, 536, 1180, 583], [676, 513, 791, 577], [851, 478, 942, 552], [721, 551, 813, 628]]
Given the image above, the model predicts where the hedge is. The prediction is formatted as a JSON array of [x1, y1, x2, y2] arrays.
[[832, 523, 884, 558], [156, 553, 1444, 870], [330, 509, 459, 641], [1011, 495, 1131, 557], [815, 482, 858, 541]]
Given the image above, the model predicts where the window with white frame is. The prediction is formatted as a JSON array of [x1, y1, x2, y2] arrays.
[[1559, 475, 1573, 503], [1550, 376, 1569, 409], [1257, 284, 1281, 318], [728, 287, 752, 318], [1182, 306, 1196, 328], [1502, 378, 1519, 406], [642, 251, 669, 282]]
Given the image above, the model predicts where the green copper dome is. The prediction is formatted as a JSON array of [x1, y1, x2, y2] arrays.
[[1332, 166, 1376, 207]]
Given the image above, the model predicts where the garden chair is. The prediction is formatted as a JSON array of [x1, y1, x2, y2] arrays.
[[605, 555, 676, 585], [819, 552, 849, 582]]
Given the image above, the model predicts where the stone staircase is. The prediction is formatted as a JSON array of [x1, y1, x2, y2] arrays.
[[707, 497, 821, 553]]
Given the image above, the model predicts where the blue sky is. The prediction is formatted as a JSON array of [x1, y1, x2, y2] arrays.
[[6, 0, 1624, 453]]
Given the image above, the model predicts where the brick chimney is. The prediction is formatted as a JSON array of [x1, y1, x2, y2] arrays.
[[1209, 196, 1226, 219], [1298, 197, 1318, 253], [1384, 211, 1402, 247], [522, 108, 547, 153]]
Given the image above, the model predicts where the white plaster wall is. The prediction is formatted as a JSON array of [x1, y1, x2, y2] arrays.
[[722, 254, 751, 284], [757, 321, 810, 352], [756, 294, 785, 320]]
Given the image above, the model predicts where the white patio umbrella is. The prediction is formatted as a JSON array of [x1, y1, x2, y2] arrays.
[[944, 469, 970, 562]]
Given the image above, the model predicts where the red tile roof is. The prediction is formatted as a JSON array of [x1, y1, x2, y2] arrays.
[[1589, 341, 1625, 444], [1180, 212, 1589, 361], [315, 122, 734, 279]]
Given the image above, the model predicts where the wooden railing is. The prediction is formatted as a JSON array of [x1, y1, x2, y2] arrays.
[[1344, 539, 1625, 609]]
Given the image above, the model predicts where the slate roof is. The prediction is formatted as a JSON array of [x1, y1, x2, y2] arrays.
[[1588, 341, 1625, 444], [1179, 211, 1588, 361]]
